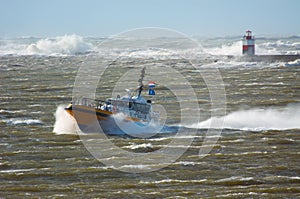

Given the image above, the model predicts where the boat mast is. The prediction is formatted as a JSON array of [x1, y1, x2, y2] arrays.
[[137, 67, 145, 97]]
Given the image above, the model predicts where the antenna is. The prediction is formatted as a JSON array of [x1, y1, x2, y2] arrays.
[[137, 67, 146, 97]]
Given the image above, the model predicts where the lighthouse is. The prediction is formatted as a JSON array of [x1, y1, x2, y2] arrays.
[[242, 30, 255, 55]]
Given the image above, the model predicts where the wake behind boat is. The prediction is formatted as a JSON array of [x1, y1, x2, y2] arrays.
[[64, 67, 160, 136]]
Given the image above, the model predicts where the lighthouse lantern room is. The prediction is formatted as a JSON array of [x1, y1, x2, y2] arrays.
[[242, 30, 255, 55]]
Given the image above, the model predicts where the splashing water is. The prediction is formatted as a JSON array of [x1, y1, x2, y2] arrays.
[[53, 105, 78, 134], [1, 35, 300, 56], [188, 104, 300, 131], [26, 35, 93, 55]]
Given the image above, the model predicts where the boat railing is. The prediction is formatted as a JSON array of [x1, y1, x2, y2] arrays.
[[72, 97, 107, 109], [72, 97, 152, 119], [110, 99, 151, 114]]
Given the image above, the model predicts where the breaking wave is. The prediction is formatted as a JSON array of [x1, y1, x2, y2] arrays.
[[1, 35, 300, 57], [26, 35, 93, 55], [202, 39, 300, 56], [284, 59, 300, 67], [259, 40, 300, 55], [187, 104, 300, 131], [204, 41, 242, 56], [0, 35, 93, 56]]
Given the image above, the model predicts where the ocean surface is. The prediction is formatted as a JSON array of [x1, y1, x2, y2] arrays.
[[1, 34, 300, 198]]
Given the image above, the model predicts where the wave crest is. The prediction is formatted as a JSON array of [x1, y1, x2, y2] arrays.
[[26, 35, 93, 55]]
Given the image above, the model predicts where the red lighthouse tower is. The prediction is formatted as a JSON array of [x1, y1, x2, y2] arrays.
[[242, 30, 255, 55]]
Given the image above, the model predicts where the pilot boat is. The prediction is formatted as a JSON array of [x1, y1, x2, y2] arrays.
[[64, 67, 159, 135]]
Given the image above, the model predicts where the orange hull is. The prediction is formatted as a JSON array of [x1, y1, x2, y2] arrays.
[[65, 105, 141, 129]]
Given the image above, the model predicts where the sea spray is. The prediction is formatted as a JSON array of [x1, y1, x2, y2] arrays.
[[2, 36, 300, 57], [53, 105, 78, 134], [204, 41, 242, 56], [203, 41, 284, 56], [188, 104, 300, 131], [0, 35, 93, 56], [26, 35, 93, 55], [111, 113, 164, 138], [284, 59, 300, 67]]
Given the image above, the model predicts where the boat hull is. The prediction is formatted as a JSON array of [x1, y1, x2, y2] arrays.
[[65, 105, 143, 135]]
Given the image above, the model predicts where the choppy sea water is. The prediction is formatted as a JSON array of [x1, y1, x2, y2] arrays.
[[1, 35, 300, 198]]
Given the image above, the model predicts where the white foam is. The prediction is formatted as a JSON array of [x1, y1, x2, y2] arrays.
[[258, 40, 300, 55], [1, 36, 300, 58], [0, 35, 93, 56], [3, 118, 43, 125], [216, 176, 254, 183], [53, 105, 78, 134], [119, 164, 151, 170], [123, 143, 153, 150], [0, 109, 23, 114], [204, 41, 242, 56], [139, 178, 207, 185], [284, 59, 300, 67], [202, 39, 300, 56], [174, 161, 197, 166], [0, 168, 36, 173], [111, 113, 164, 138], [186, 104, 300, 131], [26, 35, 93, 56]]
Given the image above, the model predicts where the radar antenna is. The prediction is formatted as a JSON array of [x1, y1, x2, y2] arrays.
[[137, 67, 146, 97]]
